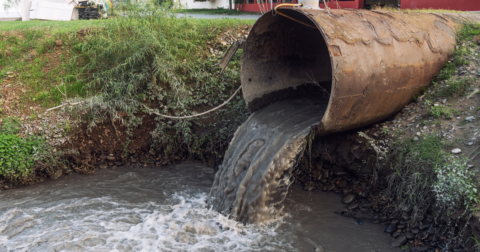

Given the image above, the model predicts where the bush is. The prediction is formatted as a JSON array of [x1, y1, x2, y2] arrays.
[[0, 134, 38, 181], [433, 156, 478, 214], [385, 135, 478, 222], [67, 2, 251, 159]]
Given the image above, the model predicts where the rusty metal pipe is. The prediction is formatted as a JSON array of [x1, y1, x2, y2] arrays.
[[241, 9, 480, 135]]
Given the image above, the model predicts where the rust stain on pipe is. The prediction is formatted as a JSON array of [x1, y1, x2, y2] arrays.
[[240, 9, 480, 135]]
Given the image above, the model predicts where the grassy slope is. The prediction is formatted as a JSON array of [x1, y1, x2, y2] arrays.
[[0, 19, 112, 32], [176, 8, 259, 15], [0, 10, 255, 183], [0, 17, 254, 112]]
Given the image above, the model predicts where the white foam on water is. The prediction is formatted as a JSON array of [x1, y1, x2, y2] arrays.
[[0, 191, 293, 252]]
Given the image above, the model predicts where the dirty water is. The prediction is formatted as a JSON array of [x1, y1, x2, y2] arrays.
[[208, 98, 328, 224], [0, 163, 398, 252]]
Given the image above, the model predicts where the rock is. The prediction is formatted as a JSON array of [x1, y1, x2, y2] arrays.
[[417, 245, 429, 251], [416, 132, 421, 136], [107, 156, 116, 161], [441, 99, 447, 104], [413, 137, 419, 141], [111, 165, 117, 170], [405, 232, 414, 239], [335, 169, 347, 176], [348, 203, 358, 210], [428, 225, 435, 235], [343, 194, 356, 204], [392, 231, 401, 238], [420, 224, 429, 231], [55, 40, 63, 46], [385, 224, 396, 233], [451, 148, 462, 154], [391, 236, 407, 247], [304, 183, 315, 191], [420, 231, 429, 240], [468, 142, 474, 146], [465, 116, 475, 122], [327, 183, 335, 190], [99, 164, 108, 169], [411, 228, 420, 234]]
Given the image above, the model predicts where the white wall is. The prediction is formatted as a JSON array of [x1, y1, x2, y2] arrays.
[[0, 0, 22, 19], [178, 0, 230, 10]]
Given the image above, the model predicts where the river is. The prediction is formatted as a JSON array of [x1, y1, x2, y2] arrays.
[[0, 163, 398, 252]]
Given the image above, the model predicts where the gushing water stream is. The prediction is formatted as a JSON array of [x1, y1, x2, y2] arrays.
[[208, 99, 327, 224]]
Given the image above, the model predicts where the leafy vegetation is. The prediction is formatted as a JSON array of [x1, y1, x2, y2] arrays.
[[429, 104, 453, 119], [385, 135, 478, 222], [433, 156, 478, 214], [49, 2, 254, 160], [457, 22, 480, 42], [437, 46, 472, 81], [0, 117, 40, 181], [0, 2, 254, 162]]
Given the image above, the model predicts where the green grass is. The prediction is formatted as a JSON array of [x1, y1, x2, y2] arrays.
[[176, 8, 259, 15], [0, 19, 112, 32], [0, 2, 254, 162], [0, 9, 254, 110], [372, 6, 465, 13]]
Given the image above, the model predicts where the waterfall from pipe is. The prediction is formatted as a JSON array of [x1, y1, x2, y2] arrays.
[[208, 98, 327, 223]]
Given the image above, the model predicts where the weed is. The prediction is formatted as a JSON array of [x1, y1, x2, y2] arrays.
[[440, 77, 474, 97], [433, 156, 478, 213], [0, 117, 21, 134], [0, 134, 38, 181], [457, 22, 480, 42], [381, 127, 390, 135], [384, 135, 476, 222], [430, 105, 453, 119]]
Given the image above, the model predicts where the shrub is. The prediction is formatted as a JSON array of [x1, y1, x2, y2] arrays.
[[0, 134, 38, 180], [433, 156, 478, 214], [385, 135, 478, 223], [64, 2, 251, 159]]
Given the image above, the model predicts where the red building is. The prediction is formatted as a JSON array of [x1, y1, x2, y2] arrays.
[[235, 0, 479, 13]]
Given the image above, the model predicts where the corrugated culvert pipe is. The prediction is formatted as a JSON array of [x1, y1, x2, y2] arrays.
[[240, 6, 480, 135]]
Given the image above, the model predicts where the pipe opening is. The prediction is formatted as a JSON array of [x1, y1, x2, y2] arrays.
[[241, 9, 332, 113]]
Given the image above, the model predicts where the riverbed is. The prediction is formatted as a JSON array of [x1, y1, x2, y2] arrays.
[[0, 162, 398, 252]]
